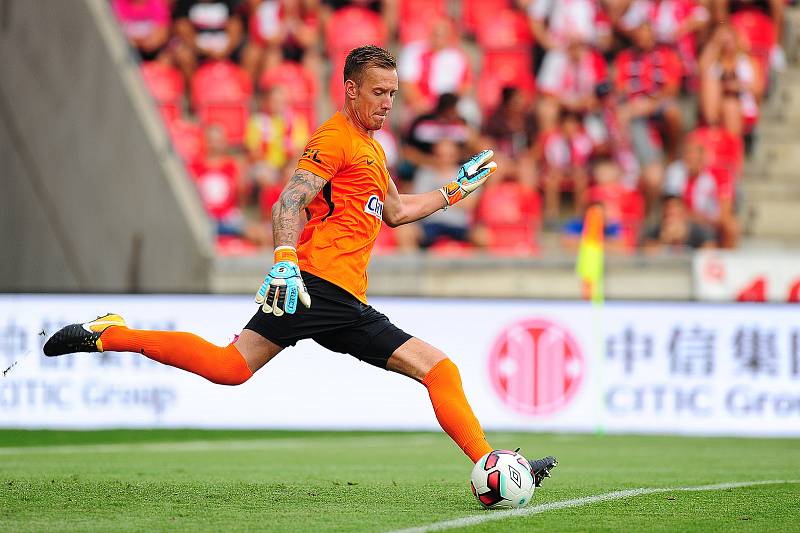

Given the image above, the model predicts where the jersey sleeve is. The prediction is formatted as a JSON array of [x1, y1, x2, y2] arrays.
[[296, 123, 350, 181]]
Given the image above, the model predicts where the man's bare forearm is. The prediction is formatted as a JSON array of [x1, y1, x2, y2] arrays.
[[272, 169, 326, 247], [384, 190, 447, 227]]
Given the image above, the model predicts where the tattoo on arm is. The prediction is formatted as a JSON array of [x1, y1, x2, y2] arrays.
[[273, 169, 326, 248]]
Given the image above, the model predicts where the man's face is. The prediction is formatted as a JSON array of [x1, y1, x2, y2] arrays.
[[348, 67, 398, 131], [663, 198, 687, 222], [685, 144, 706, 174], [566, 35, 586, 62], [430, 20, 450, 50], [433, 139, 458, 166], [263, 87, 287, 114], [206, 125, 227, 154], [633, 24, 655, 51]]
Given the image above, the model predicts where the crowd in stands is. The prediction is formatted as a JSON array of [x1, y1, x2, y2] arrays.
[[112, 0, 792, 256]]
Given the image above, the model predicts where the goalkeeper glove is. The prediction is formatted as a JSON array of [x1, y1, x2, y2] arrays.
[[439, 149, 497, 208], [255, 246, 312, 316]]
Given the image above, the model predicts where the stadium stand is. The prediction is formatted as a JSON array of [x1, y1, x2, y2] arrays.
[[3, 0, 799, 297], [191, 60, 253, 145], [112, 0, 795, 257], [140, 61, 186, 123]]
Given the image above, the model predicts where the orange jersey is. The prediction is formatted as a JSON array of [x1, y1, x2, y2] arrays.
[[295, 112, 390, 303]]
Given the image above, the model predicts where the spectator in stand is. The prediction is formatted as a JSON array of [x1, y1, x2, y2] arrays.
[[398, 17, 473, 117], [535, 110, 594, 224], [173, 0, 245, 79], [483, 86, 538, 161], [614, 20, 683, 208], [711, 0, 784, 43], [619, 0, 711, 89], [699, 25, 764, 138], [536, 33, 607, 131], [394, 139, 486, 251], [257, 45, 320, 126], [401, 92, 476, 191], [374, 126, 401, 177], [319, 0, 394, 37], [189, 124, 270, 246], [585, 158, 627, 232], [686, 124, 744, 183], [664, 141, 739, 247], [112, 0, 172, 62], [240, 0, 320, 79], [585, 81, 642, 191], [527, 0, 612, 53], [641, 195, 716, 252], [475, 152, 541, 254], [562, 159, 629, 252], [245, 85, 309, 188]]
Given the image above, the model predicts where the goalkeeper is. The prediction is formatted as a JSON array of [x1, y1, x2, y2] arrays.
[[44, 45, 556, 484]]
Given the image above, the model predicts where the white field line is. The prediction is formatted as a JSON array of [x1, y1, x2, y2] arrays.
[[389, 480, 800, 533], [0, 434, 440, 456]]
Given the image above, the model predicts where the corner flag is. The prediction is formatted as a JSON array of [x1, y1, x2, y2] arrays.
[[575, 205, 604, 303]]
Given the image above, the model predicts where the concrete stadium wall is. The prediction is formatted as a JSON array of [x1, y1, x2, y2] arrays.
[[0, 0, 213, 292]]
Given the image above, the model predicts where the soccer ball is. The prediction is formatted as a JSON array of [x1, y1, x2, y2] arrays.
[[470, 450, 535, 509]]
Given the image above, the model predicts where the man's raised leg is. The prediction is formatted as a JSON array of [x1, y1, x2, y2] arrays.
[[44, 314, 282, 385]]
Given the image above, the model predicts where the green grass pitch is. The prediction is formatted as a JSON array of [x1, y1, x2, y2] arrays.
[[1, 430, 798, 532]]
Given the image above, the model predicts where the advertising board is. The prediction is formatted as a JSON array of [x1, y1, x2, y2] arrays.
[[1, 295, 798, 436]]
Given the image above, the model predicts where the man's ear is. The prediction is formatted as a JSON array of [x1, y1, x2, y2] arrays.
[[344, 79, 358, 101]]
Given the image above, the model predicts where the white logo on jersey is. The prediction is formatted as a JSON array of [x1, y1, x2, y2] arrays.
[[364, 194, 384, 219]]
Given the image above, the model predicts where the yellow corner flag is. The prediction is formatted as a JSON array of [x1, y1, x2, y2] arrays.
[[576, 205, 604, 303]]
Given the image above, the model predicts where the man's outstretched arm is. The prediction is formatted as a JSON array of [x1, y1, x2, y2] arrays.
[[382, 149, 496, 228], [382, 181, 449, 228]]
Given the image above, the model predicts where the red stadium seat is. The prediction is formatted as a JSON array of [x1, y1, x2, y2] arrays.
[[259, 60, 318, 126], [372, 223, 398, 254], [325, 6, 387, 52], [462, 0, 511, 36], [140, 61, 185, 123], [328, 52, 349, 109], [398, 0, 447, 44], [488, 228, 538, 255], [325, 6, 387, 108], [477, 181, 541, 255], [473, 8, 532, 49], [216, 235, 259, 256], [478, 49, 536, 111], [167, 118, 205, 164], [428, 238, 475, 256], [197, 104, 250, 146], [191, 61, 253, 145]]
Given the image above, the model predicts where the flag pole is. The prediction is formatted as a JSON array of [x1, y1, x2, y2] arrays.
[[575, 205, 606, 435]]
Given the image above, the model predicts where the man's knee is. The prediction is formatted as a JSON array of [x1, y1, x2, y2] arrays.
[[386, 337, 448, 382]]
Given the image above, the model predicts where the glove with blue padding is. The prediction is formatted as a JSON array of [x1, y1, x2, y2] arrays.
[[438, 149, 498, 208], [255, 246, 312, 316]]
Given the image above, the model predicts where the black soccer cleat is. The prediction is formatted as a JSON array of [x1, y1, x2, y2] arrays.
[[528, 455, 558, 487], [43, 313, 126, 356]]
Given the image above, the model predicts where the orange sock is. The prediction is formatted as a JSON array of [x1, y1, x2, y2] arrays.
[[101, 327, 253, 386], [423, 358, 493, 463]]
